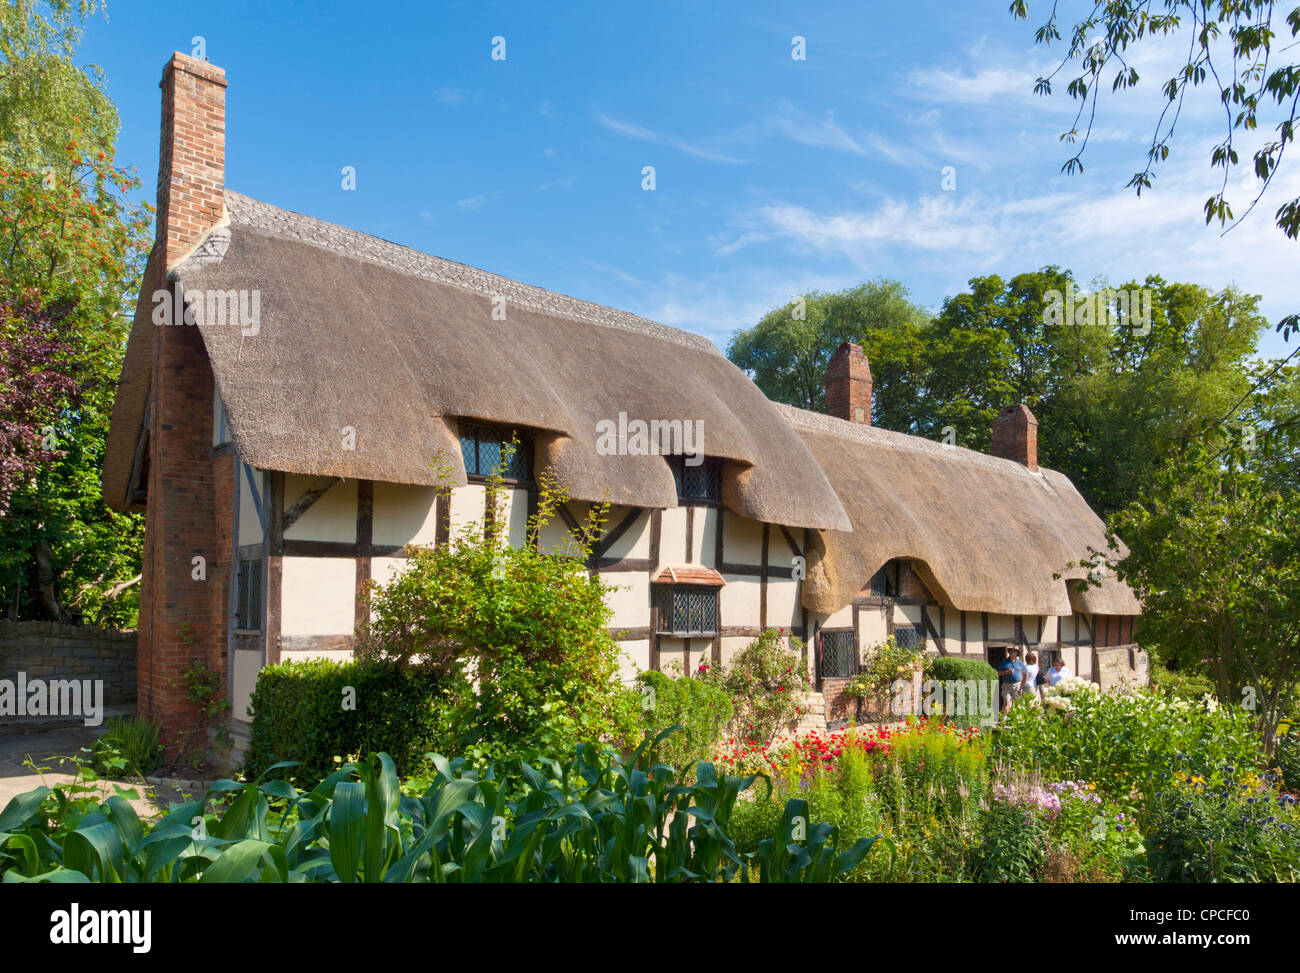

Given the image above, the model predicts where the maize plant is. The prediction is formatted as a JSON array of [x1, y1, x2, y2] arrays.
[[0, 731, 877, 882]]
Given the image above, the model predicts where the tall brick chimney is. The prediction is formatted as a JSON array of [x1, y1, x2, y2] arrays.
[[137, 53, 229, 754], [991, 404, 1038, 471], [157, 53, 227, 267], [824, 341, 872, 425]]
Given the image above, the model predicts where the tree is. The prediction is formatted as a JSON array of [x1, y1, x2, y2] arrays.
[[0, 0, 151, 623], [726, 280, 932, 415], [1011, 0, 1300, 288], [1113, 442, 1300, 749]]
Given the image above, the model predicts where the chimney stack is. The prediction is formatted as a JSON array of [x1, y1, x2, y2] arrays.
[[991, 404, 1038, 471], [824, 341, 872, 425], [157, 53, 227, 269]]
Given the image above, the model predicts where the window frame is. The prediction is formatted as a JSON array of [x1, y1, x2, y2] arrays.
[[654, 584, 720, 637], [459, 421, 534, 484], [234, 557, 263, 633], [671, 455, 723, 505], [818, 628, 858, 679]]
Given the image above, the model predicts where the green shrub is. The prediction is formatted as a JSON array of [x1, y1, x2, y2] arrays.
[[359, 467, 639, 772], [974, 796, 1049, 882], [1144, 767, 1300, 882], [924, 656, 999, 727], [708, 628, 809, 745], [90, 715, 164, 777], [993, 687, 1264, 806], [246, 658, 456, 783], [1149, 661, 1215, 700], [635, 668, 733, 773], [1274, 732, 1300, 792]]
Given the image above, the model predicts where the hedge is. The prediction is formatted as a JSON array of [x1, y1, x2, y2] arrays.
[[925, 656, 999, 727], [245, 658, 455, 783]]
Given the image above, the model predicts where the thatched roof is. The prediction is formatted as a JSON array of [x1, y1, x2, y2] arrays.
[[780, 405, 1141, 617], [102, 192, 851, 532]]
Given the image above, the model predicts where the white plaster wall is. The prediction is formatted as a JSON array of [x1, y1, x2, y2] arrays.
[[859, 606, 889, 648], [722, 513, 764, 564], [284, 475, 357, 543], [281, 556, 355, 636], [986, 614, 1017, 641], [604, 507, 649, 559], [498, 487, 531, 548], [693, 507, 718, 565], [767, 576, 800, 630], [658, 507, 687, 565], [231, 648, 261, 723], [719, 576, 760, 623], [373, 482, 439, 548], [448, 483, 486, 541], [604, 574, 648, 630], [237, 464, 264, 547], [617, 640, 650, 681]]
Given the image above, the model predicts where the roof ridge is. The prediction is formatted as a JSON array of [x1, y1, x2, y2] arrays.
[[222, 190, 719, 355], [776, 402, 1052, 479]]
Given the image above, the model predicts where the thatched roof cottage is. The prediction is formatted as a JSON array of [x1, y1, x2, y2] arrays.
[[103, 54, 1144, 743]]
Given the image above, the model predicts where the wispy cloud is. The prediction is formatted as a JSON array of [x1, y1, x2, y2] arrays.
[[595, 110, 749, 164]]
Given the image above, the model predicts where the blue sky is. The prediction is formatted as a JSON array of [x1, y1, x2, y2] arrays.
[[80, 0, 1297, 359]]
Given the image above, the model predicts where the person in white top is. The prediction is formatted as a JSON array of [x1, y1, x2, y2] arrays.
[[1047, 655, 1071, 685], [1022, 650, 1041, 700]]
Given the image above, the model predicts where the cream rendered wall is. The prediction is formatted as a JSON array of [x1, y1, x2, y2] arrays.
[[618, 640, 650, 680], [373, 482, 439, 548], [230, 648, 261, 723], [658, 507, 687, 565], [284, 475, 357, 543], [237, 464, 264, 547], [719, 576, 760, 627], [449, 484, 486, 541], [692, 507, 718, 565], [498, 487, 531, 548], [605, 573, 649, 631], [603, 507, 650, 559], [767, 576, 800, 630], [722, 513, 764, 564], [281, 556, 355, 636], [859, 606, 889, 648], [986, 614, 1017, 641]]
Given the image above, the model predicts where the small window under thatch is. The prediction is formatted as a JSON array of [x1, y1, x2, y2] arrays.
[[459, 421, 533, 482], [670, 456, 722, 503]]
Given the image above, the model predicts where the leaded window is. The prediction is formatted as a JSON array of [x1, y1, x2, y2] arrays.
[[820, 630, 857, 678], [672, 456, 722, 503], [655, 586, 718, 636], [459, 422, 532, 481], [869, 561, 899, 597], [235, 558, 262, 631], [893, 626, 923, 651]]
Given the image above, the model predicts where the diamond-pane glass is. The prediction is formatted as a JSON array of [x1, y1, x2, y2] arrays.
[[657, 586, 718, 635], [236, 558, 262, 631], [820, 630, 856, 678], [677, 458, 720, 501], [893, 627, 923, 651], [460, 434, 478, 474], [459, 423, 532, 480], [477, 437, 502, 474]]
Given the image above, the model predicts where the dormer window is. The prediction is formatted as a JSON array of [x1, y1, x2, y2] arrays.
[[671, 456, 722, 503], [459, 421, 533, 482]]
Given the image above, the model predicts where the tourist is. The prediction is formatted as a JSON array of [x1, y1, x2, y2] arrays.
[[997, 647, 1023, 712], [1047, 654, 1072, 686], [1022, 650, 1041, 701]]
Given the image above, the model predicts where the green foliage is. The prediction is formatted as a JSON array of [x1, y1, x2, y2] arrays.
[[1012, 0, 1300, 252], [1145, 768, 1300, 882], [974, 797, 1048, 883], [361, 465, 639, 771], [246, 659, 456, 784], [842, 636, 922, 718], [89, 715, 163, 778], [1149, 661, 1215, 701], [706, 629, 809, 746], [634, 667, 733, 774], [1114, 446, 1300, 747], [994, 687, 1264, 806], [924, 656, 999, 727], [0, 0, 149, 624], [0, 739, 874, 883]]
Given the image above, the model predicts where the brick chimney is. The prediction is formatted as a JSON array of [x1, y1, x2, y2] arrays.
[[824, 341, 872, 424], [157, 53, 227, 268], [991, 404, 1038, 471], [137, 53, 230, 756]]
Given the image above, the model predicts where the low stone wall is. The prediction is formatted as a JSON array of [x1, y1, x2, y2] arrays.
[[0, 620, 137, 730], [1095, 643, 1149, 693]]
